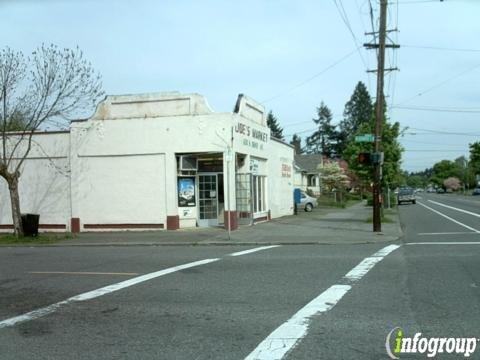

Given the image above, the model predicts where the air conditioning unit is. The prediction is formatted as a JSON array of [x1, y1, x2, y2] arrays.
[[179, 156, 197, 171]]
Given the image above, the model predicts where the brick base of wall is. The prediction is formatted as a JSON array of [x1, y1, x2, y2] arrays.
[[71, 218, 80, 233], [224, 211, 238, 231], [166, 215, 180, 230]]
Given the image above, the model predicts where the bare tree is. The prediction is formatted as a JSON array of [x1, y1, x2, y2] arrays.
[[0, 44, 103, 236]]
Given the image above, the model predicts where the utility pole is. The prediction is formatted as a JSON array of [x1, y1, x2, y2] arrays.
[[360, 0, 389, 232], [372, 0, 387, 232]]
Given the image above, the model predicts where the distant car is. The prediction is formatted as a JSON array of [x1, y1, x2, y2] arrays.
[[426, 188, 435, 193], [415, 188, 424, 193], [436, 188, 445, 194], [472, 188, 480, 196], [299, 191, 317, 212], [398, 188, 416, 205]]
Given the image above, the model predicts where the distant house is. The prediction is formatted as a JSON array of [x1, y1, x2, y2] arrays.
[[294, 154, 354, 195], [294, 154, 325, 195]]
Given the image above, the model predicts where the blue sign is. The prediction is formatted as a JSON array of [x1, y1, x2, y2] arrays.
[[293, 188, 301, 204], [178, 177, 196, 207]]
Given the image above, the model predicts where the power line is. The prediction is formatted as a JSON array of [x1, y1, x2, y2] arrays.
[[393, 105, 480, 113], [284, 128, 320, 137], [408, 127, 480, 136], [395, 62, 480, 105], [260, 47, 360, 104], [388, 0, 400, 110], [283, 115, 343, 128], [354, 0, 374, 92], [333, 0, 369, 67], [403, 45, 480, 52], [367, 0, 378, 53], [390, 0, 446, 4], [401, 139, 469, 146], [404, 149, 467, 152]]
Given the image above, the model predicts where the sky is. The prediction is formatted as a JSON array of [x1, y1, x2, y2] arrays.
[[2, 0, 479, 172]]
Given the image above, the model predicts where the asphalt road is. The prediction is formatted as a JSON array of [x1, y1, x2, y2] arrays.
[[0, 193, 479, 359]]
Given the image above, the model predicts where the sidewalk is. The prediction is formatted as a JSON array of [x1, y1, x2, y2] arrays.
[[49, 201, 403, 246]]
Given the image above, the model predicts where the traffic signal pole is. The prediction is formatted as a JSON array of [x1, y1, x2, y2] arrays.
[[372, 0, 387, 232]]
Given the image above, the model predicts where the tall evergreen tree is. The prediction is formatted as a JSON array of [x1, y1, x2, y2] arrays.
[[266, 110, 284, 140], [305, 102, 337, 157], [290, 134, 303, 154], [337, 81, 373, 156]]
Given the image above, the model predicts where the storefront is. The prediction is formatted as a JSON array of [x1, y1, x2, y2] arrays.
[[0, 92, 295, 232]]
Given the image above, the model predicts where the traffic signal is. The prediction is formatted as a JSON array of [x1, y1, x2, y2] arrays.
[[357, 152, 371, 164]]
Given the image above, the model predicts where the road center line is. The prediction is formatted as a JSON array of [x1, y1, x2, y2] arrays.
[[417, 202, 480, 233], [229, 245, 281, 257], [0, 258, 219, 330], [427, 199, 480, 218], [244, 244, 400, 360]]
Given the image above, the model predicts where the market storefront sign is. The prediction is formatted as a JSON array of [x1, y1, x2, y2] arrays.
[[235, 122, 268, 150]]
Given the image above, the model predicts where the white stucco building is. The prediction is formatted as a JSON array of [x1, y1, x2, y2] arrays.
[[0, 92, 295, 232]]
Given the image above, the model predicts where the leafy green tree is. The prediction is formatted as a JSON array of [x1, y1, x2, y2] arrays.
[[290, 134, 303, 154], [266, 110, 284, 140], [305, 102, 337, 157], [407, 168, 433, 187], [343, 104, 403, 189], [430, 160, 462, 186], [337, 81, 373, 156], [406, 175, 425, 189]]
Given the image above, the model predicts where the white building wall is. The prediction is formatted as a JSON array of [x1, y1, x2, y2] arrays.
[[75, 154, 166, 229], [268, 139, 295, 218], [70, 93, 232, 230], [0, 132, 71, 230]]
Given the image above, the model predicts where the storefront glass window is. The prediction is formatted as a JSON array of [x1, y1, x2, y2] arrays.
[[253, 175, 267, 213]]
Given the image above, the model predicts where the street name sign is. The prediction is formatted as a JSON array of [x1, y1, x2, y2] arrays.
[[355, 134, 375, 142]]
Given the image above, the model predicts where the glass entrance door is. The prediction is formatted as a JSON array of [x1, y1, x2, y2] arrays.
[[198, 174, 219, 227]]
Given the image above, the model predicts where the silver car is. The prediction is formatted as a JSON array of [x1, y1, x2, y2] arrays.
[[299, 191, 317, 212], [398, 188, 416, 205]]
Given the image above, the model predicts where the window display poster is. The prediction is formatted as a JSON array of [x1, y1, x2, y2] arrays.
[[178, 177, 196, 207]]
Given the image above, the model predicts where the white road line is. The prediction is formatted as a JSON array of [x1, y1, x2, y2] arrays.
[[406, 242, 480, 245], [417, 202, 480, 233], [244, 244, 400, 360], [244, 285, 351, 360], [427, 199, 480, 218], [344, 244, 400, 282], [418, 232, 479, 236], [229, 245, 281, 257], [0, 258, 219, 329]]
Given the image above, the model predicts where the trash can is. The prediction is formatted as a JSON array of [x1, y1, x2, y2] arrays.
[[21, 214, 40, 237]]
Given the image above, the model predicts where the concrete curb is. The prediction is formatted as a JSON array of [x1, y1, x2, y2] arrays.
[[0, 236, 402, 247]]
